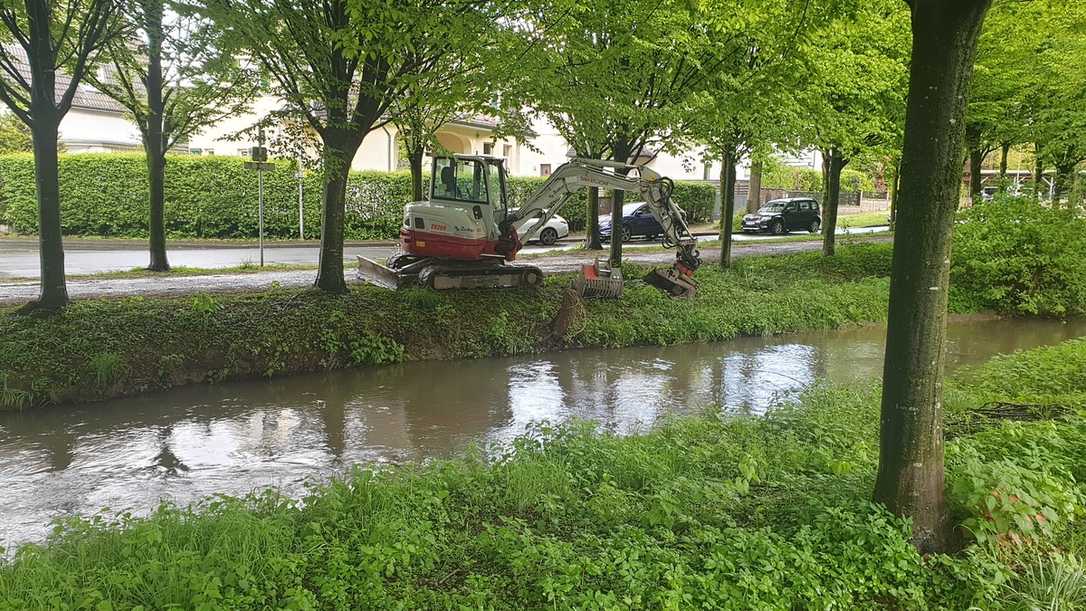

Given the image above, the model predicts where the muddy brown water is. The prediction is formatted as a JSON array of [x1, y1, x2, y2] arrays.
[[1, 316, 1083, 548]]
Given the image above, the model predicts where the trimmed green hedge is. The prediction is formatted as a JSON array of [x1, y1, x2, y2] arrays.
[[0, 153, 717, 239]]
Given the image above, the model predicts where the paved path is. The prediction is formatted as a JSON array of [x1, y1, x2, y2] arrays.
[[0, 225, 888, 280], [0, 235, 891, 304]]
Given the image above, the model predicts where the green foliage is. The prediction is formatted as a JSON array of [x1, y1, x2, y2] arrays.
[[951, 197, 1086, 316], [0, 245, 895, 407], [948, 445, 1082, 547], [348, 333, 405, 366], [761, 157, 823, 192], [1000, 553, 1086, 610], [5, 341, 1086, 609], [0, 112, 30, 154], [0, 153, 715, 237]]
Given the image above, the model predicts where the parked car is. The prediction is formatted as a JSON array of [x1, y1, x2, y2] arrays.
[[742, 198, 821, 234], [515, 212, 570, 245], [599, 202, 664, 242]]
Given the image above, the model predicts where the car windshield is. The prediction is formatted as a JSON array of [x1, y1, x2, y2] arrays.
[[760, 201, 788, 213]]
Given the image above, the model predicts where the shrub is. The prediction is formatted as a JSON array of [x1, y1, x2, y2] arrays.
[[0, 154, 717, 238], [951, 197, 1086, 317]]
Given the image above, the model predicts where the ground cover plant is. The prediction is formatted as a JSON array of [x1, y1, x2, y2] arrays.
[[0, 244, 895, 407], [1, 337, 1083, 609]]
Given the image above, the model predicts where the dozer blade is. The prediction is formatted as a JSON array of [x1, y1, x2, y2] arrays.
[[644, 266, 698, 299], [357, 256, 411, 290]]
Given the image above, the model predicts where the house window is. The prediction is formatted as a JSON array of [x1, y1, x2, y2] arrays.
[[503, 144, 512, 158], [540, 164, 552, 176], [483, 142, 494, 155]]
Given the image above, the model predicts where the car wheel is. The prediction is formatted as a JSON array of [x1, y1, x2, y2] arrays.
[[621, 226, 633, 242], [539, 227, 558, 246], [771, 220, 785, 235], [808, 220, 820, 233]]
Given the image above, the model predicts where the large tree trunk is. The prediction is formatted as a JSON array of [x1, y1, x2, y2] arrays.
[[717, 148, 737, 269], [608, 139, 631, 267], [889, 157, 900, 231], [584, 186, 602, 250], [968, 147, 984, 204], [822, 149, 846, 257], [146, 150, 170, 271], [874, 0, 991, 554], [408, 146, 424, 202], [19, 2, 69, 311], [314, 136, 359, 293], [144, 0, 169, 271], [28, 117, 69, 310], [746, 158, 762, 214]]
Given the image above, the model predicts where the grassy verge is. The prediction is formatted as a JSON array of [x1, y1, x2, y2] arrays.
[[0, 243, 895, 408], [2, 339, 1083, 608]]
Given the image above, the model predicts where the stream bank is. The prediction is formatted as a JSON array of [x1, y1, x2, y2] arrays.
[[0, 244, 897, 408]]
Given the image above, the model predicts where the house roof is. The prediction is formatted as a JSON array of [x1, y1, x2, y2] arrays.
[[2, 46, 126, 114]]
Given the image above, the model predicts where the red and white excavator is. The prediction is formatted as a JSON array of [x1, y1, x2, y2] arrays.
[[357, 155, 701, 298]]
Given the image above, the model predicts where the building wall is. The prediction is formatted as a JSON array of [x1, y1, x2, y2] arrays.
[[59, 108, 142, 152]]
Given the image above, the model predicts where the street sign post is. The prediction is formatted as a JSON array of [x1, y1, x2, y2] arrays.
[[246, 129, 272, 266]]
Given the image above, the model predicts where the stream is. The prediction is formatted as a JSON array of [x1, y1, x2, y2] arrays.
[[2, 316, 1084, 548]]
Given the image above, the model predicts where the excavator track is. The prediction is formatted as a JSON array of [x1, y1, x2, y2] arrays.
[[358, 255, 543, 291], [420, 261, 544, 290]]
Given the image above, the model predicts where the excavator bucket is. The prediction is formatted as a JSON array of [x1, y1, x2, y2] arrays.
[[643, 265, 698, 299], [572, 259, 623, 299]]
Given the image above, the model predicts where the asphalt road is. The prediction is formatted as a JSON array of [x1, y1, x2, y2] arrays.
[[0, 233, 892, 304], [0, 225, 888, 280]]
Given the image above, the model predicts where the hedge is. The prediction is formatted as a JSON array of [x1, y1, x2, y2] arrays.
[[0, 153, 717, 240]]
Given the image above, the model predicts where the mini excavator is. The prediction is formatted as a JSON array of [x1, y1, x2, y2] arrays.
[[357, 155, 701, 298]]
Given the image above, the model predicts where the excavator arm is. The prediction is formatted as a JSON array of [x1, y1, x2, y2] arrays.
[[502, 158, 701, 298]]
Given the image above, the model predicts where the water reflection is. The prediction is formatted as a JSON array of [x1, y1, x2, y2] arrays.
[[1, 316, 1083, 547]]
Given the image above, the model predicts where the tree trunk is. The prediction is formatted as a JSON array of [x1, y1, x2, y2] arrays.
[[822, 150, 846, 257], [968, 147, 984, 204], [889, 157, 900, 231], [146, 150, 170, 271], [584, 186, 602, 250], [746, 158, 762, 214], [717, 148, 737, 269], [28, 117, 69, 310], [1053, 163, 1074, 204], [609, 139, 631, 267], [874, 0, 991, 554], [144, 0, 169, 271], [408, 147, 424, 202], [998, 141, 1010, 182], [314, 136, 358, 293], [1034, 144, 1044, 200]]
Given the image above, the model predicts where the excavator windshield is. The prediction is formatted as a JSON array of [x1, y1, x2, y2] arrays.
[[432, 157, 491, 205]]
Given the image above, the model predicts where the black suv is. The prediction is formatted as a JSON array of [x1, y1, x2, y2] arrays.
[[741, 198, 821, 235]]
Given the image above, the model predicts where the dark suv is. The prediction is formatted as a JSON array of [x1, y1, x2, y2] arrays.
[[741, 198, 821, 235]]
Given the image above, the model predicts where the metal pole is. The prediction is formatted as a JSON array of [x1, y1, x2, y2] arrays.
[[297, 169, 304, 239], [258, 168, 265, 267]]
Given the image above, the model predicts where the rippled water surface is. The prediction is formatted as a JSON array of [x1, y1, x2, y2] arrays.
[[2, 316, 1083, 547]]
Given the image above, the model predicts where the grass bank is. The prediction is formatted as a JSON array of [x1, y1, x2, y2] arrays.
[[0, 243, 895, 408], [2, 338, 1084, 608]]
